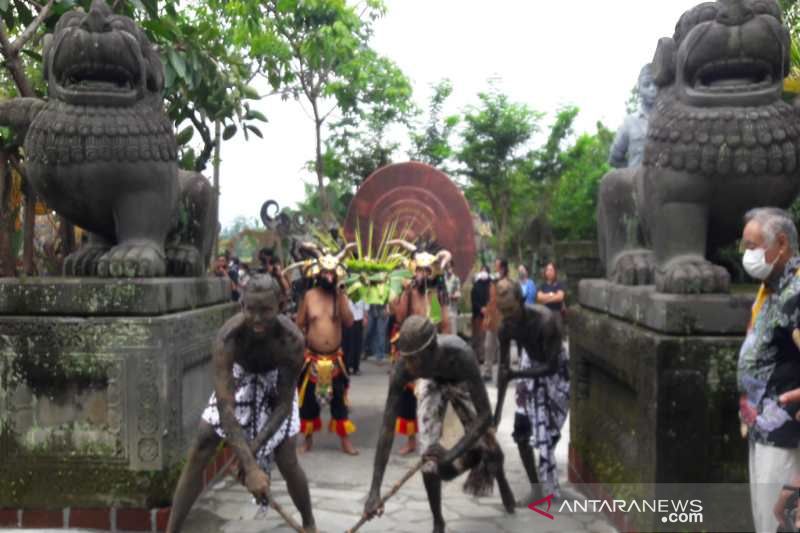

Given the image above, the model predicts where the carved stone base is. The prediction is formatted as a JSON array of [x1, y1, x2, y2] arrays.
[[0, 277, 236, 508], [568, 280, 754, 530]]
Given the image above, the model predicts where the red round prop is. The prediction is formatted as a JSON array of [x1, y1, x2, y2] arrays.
[[344, 162, 476, 282]]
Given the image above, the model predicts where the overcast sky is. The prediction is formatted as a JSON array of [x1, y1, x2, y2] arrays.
[[216, 0, 701, 230]]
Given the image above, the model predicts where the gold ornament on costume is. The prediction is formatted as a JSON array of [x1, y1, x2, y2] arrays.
[[385, 239, 452, 278], [283, 241, 355, 281]]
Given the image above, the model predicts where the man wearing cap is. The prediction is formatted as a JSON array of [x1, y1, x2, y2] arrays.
[[362, 316, 515, 533]]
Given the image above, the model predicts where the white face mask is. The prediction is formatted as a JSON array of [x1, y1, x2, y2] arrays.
[[742, 247, 778, 281]]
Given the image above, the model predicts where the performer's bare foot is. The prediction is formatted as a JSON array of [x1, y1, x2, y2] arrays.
[[340, 435, 359, 455], [398, 435, 416, 455]]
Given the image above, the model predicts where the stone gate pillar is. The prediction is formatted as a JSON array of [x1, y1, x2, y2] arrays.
[[0, 278, 236, 509]]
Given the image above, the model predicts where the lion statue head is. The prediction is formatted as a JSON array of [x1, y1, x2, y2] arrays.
[[43, 0, 164, 107], [651, 0, 790, 108]]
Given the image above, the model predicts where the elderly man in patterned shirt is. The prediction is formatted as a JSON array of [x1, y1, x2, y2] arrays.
[[737, 207, 800, 533]]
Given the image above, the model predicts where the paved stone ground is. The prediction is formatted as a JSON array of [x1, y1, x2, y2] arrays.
[[22, 351, 616, 532], [176, 357, 617, 533]]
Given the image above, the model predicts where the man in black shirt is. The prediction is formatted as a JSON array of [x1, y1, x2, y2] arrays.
[[470, 265, 491, 364]]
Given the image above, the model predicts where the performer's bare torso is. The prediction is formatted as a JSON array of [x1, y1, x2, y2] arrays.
[[394, 282, 449, 332], [498, 304, 561, 367], [298, 286, 351, 353]]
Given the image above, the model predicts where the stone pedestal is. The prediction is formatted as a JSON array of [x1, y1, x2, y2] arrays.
[[0, 277, 237, 508], [554, 241, 603, 305], [568, 279, 754, 530]]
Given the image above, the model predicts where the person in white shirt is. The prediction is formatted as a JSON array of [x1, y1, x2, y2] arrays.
[[344, 298, 368, 375]]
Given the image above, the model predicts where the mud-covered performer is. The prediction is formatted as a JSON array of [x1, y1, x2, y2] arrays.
[[389, 250, 451, 455], [495, 278, 569, 503], [363, 316, 515, 533], [166, 275, 316, 533], [295, 263, 359, 455]]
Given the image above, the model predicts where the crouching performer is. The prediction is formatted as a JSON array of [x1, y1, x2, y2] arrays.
[[363, 316, 515, 533], [166, 275, 316, 533], [495, 278, 569, 504]]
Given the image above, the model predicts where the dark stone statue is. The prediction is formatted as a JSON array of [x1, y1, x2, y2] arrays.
[[363, 316, 515, 533], [597, 0, 800, 293], [0, 0, 215, 277]]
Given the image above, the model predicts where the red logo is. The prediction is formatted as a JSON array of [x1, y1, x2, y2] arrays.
[[528, 494, 555, 520]]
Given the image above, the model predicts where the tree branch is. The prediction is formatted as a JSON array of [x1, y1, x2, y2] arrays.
[[10, 0, 55, 55], [187, 106, 214, 171], [320, 104, 338, 123]]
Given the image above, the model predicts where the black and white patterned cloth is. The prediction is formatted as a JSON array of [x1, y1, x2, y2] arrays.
[[202, 363, 300, 473], [417, 378, 477, 453], [515, 345, 570, 497]]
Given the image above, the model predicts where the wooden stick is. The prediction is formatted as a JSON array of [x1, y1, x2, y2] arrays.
[[202, 454, 304, 532], [346, 459, 424, 533], [199, 417, 306, 533]]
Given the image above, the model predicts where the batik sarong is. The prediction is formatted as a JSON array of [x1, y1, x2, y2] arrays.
[[202, 363, 300, 473], [416, 378, 501, 496], [512, 346, 570, 497]]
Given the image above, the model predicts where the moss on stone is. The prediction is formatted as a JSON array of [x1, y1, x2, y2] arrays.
[[0, 425, 183, 508]]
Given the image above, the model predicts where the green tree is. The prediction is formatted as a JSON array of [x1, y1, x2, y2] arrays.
[[320, 53, 414, 191], [144, 1, 266, 172], [780, 1, 800, 84], [530, 105, 579, 183], [216, 0, 412, 223], [295, 179, 353, 224], [0, 0, 266, 173], [549, 122, 614, 241], [408, 79, 459, 172], [0, 0, 268, 273], [457, 87, 542, 253]]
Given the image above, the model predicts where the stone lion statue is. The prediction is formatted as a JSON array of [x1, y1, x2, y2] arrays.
[[0, 0, 215, 277], [597, 0, 800, 293]]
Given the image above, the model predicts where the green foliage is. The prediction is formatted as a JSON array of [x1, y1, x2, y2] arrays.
[[549, 122, 614, 241], [780, 1, 800, 84], [457, 86, 587, 255], [320, 53, 414, 189], [409, 79, 459, 172], [295, 179, 352, 224], [345, 267, 410, 304], [341, 219, 413, 304], [530, 105, 579, 183], [0, 0, 265, 172], [214, 0, 411, 221], [457, 86, 543, 253]]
